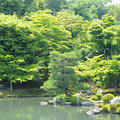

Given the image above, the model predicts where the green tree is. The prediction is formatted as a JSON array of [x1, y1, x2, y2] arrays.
[[42, 51, 77, 95], [89, 15, 118, 60], [75, 55, 120, 92], [68, 0, 109, 20], [0, 14, 46, 90], [45, 0, 67, 15]]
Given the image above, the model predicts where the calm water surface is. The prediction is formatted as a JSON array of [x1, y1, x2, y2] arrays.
[[0, 98, 120, 120]]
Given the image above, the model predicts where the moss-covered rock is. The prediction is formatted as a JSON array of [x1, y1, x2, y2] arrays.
[[102, 93, 114, 104]]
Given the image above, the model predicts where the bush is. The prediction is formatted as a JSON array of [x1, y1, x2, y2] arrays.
[[0, 92, 5, 97], [64, 96, 71, 102], [95, 93, 103, 100], [71, 96, 81, 105], [57, 94, 66, 103], [102, 105, 109, 113], [102, 93, 114, 104], [91, 95, 99, 101], [116, 102, 120, 107], [97, 103, 103, 108], [91, 87, 98, 95], [109, 103, 117, 113], [116, 107, 120, 114]]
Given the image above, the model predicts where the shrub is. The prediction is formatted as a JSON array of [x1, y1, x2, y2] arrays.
[[0, 92, 5, 97], [102, 105, 109, 113], [71, 96, 81, 105], [91, 95, 99, 101], [65, 96, 71, 102], [109, 103, 117, 113], [95, 93, 103, 100], [57, 94, 66, 103], [97, 103, 103, 108], [102, 93, 114, 104], [91, 87, 98, 95], [116, 102, 120, 107], [116, 107, 120, 114]]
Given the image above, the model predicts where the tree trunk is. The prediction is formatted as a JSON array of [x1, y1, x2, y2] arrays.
[[115, 79, 118, 92], [104, 49, 107, 60], [64, 89, 71, 96], [10, 81, 13, 91]]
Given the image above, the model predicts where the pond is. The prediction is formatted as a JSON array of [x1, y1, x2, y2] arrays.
[[0, 97, 120, 120]]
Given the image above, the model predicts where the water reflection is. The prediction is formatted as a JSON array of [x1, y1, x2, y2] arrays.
[[0, 98, 119, 120]]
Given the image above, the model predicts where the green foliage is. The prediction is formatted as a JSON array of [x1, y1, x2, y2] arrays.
[[71, 96, 77, 105], [97, 103, 103, 108], [116, 103, 120, 107], [0, 92, 5, 97], [91, 95, 99, 101], [102, 105, 109, 113], [95, 93, 103, 100], [42, 51, 77, 94], [74, 83, 90, 91], [0, 14, 45, 84], [64, 96, 71, 102], [116, 107, 120, 114], [109, 103, 117, 113], [68, 0, 108, 20], [91, 88, 99, 95], [56, 94, 66, 103], [45, 0, 67, 14], [102, 94, 114, 104]]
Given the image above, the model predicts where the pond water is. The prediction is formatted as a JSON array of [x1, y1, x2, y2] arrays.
[[0, 97, 120, 120]]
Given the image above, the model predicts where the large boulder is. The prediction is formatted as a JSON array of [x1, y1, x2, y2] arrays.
[[111, 97, 120, 104]]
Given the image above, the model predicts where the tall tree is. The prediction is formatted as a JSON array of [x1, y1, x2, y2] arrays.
[[42, 51, 77, 95], [68, 0, 109, 20], [45, 0, 68, 15]]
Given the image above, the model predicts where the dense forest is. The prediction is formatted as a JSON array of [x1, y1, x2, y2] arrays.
[[0, 0, 120, 95]]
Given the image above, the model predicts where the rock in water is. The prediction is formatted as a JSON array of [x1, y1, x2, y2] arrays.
[[81, 101, 90, 106], [86, 108, 101, 116], [40, 101, 48, 105], [111, 97, 120, 104]]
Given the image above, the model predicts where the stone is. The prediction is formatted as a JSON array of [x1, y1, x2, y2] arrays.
[[80, 90, 87, 94], [111, 97, 120, 104], [48, 100, 54, 104], [87, 91, 91, 95], [40, 101, 48, 106], [86, 108, 101, 116], [64, 102, 71, 105], [81, 101, 90, 106], [96, 88, 103, 94]]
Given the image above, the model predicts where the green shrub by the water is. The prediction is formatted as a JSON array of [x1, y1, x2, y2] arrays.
[[116, 107, 120, 114], [71, 96, 81, 105], [56, 94, 65, 103], [109, 103, 117, 113], [116, 102, 120, 107], [102, 93, 114, 104], [91, 87, 98, 94], [91, 95, 99, 101], [102, 105, 109, 113], [97, 103, 103, 108], [95, 93, 102, 100], [0, 92, 5, 97], [65, 96, 71, 102]]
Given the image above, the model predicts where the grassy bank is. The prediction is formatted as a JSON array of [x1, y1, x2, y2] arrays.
[[0, 88, 52, 98]]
